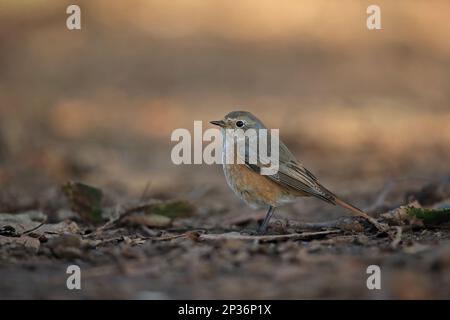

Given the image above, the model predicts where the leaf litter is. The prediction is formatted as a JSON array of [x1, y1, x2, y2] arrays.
[[1, 178, 450, 299]]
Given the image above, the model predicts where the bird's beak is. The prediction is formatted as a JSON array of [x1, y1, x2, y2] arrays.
[[210, 120, 226, 127]]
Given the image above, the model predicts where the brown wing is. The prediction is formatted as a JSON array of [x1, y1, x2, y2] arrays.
[[245, 140, 337, 204]]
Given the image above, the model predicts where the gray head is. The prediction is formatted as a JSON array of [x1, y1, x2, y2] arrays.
[[210, 111, 267, 130]]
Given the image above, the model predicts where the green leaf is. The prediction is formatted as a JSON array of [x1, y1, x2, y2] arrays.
[[406, 207, 450, 225], [62, 181, 103, 224], [146, 200, 194, 218]]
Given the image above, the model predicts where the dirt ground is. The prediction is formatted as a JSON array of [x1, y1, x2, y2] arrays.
[[1, 140, 450, 299]]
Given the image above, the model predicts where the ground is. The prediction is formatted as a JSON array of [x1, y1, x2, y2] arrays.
[[1, 143, 450, 299]]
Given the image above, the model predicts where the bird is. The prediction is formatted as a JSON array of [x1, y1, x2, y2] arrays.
[[210, 111, 387, 234]]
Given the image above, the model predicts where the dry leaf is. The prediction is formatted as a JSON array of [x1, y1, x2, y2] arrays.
[[62, 181, 103, 224], [125, 214, 171, 228]]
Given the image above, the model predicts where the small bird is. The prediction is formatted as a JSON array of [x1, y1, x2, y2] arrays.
[[210, 111, 387, 234]]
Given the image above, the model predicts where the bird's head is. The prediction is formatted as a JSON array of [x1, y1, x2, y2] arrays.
[[210, 111, 266, 131]]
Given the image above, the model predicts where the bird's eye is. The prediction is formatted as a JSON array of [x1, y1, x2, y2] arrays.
[[236, 120, 245, 128]]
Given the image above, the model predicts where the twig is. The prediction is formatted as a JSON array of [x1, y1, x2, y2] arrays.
[[85, 203, 156, 238], [197, 230, 340, 242], [282, 218, 360, 231], [21, 218, 47, 235], [147, 230, 203, 241], [139, 181, 152, 202], [365, 176, 441, 214], [365, 180, 397, 213], [358, 212, 390, 234]]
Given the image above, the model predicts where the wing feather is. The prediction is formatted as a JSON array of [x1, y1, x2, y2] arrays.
[[244, 140, 337, 204]]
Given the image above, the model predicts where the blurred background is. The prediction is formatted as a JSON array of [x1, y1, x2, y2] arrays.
[[0, 0, 449, 213], [1, 0, 450, 300]]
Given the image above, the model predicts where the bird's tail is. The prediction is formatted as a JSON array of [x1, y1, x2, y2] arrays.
[[313, 183, 388, 232], [334, 197, 366, 216], [314, 181, 367, 216], [334, 197, 387, 232], [317, 181, 370, 217]]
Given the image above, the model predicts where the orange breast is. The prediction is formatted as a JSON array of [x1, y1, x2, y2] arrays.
[[223, 164, 301, 208]]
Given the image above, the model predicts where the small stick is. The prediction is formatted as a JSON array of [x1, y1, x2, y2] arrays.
[[21, 218, 47, 235], [197, 230, 340, 242], [146, 230, 203, 241], [85, 203, 156, 238], [283, 219, 347, 230], [365, 180, 397, 213]]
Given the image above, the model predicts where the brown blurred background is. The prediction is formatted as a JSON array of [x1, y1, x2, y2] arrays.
[[0, 0, 449, 213]]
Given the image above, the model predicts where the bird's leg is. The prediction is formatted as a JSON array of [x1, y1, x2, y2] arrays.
[[258, 206, 275, 235]]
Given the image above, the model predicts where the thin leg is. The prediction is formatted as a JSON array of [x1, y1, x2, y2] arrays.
[[258, 206, 275, 235]]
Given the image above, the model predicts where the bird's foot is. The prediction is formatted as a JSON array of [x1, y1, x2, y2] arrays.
[[256, 225, 268, 235]]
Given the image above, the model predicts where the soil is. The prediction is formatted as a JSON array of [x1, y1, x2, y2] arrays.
[[1, 144, 450, 299]]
